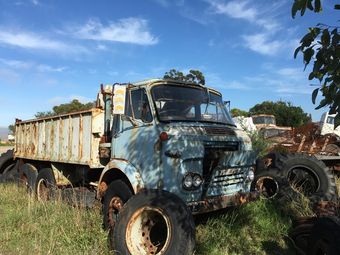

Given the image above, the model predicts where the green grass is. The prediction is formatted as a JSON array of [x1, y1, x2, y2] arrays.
[[0, 184, 108, 255], [195, 199, 296, 255], [0, 184, 313, 255]]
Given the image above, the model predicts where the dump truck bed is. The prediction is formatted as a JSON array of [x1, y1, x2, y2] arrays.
[[14, 108, 104, 168]]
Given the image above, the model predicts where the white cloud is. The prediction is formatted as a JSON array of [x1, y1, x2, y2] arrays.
[[31, 0, 39, 5], [0, 68, 21, 84], [206, 0, 281, 32], [37, 64, 67, 72], [96, 44, 107, 50], [242, 33, 283, 56], [224, 81, 250, 90], [74, 18, 158, 45], [207, 0, 257, 21], [0, 58, 32, 69], [276, 67, 301, 77], [0, 58, 67, 73], [0, 29, 87, 54]]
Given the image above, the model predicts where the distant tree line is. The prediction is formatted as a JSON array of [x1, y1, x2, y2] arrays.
[[35, 99, 95, 118]]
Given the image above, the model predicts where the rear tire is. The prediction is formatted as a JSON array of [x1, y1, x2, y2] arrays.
[[35, 168, 56, 201], [109, 190, 196, 255], [0, 149, 14, 174], [0, 162, 18, 183], [102, 180, 133, 230], [18, 163, 38, 193]]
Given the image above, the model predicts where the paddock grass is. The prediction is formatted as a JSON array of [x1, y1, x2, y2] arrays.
[[0, 184, 320, 255]]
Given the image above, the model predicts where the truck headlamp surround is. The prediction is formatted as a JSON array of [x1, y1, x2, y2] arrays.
[[193, 174, 203, 187], [247, 167, 255, 182], [183, 173, 203, 190]]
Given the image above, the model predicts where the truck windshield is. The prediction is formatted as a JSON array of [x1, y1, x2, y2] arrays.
[[151, 84, 235, 125], [252, 116, 276, 125]]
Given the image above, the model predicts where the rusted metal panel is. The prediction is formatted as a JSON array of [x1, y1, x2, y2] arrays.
[[14, 108, 104, 168]]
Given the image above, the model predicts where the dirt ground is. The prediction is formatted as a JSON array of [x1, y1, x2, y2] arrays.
[[0, 146, 13, 155]]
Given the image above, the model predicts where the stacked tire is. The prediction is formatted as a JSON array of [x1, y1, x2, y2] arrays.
[[252, 153, 338, 209]]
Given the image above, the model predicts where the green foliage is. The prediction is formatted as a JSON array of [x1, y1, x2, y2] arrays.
[[249, 101, 311, 127], [230, 108, 249, 117], [8, 124, 15, 134], [292, 0, 340, 127], [248, 131, 272, 158], [163, 69, 205, 85], [291, 0, 322, 18], [35, 99, 94, 118]]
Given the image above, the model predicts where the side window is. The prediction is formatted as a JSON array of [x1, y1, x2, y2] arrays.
[[125, 89, 153, 123]]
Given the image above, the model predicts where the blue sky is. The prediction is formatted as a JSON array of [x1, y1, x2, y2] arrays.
[[0, 0, 337, 126]]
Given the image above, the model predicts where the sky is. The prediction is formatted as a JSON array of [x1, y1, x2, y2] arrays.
[[0, 0, 338, 127]]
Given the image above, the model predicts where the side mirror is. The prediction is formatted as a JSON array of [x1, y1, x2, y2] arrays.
[[224, 101, 230, 112]]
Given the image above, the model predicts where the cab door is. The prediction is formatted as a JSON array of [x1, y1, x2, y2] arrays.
[[112, 88, 160, 188]]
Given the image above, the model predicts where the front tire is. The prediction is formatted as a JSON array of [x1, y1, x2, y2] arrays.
[[109, 190, 196, 255]]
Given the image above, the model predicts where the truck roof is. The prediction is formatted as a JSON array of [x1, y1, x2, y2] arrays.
[[131, 78, 222, 96]]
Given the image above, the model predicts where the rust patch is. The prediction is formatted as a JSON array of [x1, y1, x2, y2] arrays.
[[189, 191, 259, 214], [98, 181, 108, 198]]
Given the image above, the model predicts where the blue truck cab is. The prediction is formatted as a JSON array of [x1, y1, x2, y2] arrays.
[[98, 79, 258, 219]]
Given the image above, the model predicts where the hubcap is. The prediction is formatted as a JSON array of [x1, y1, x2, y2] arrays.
[[126, 206, 171, 255]]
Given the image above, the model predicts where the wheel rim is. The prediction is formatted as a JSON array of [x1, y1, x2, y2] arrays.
[[255, 176, 279, 198], [37, 179, 49, 201], [126, 206, 171, 255], [287, 166, 320, 196], [108, 196, 123, 227]]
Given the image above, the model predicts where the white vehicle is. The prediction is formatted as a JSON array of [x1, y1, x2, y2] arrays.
[[232, 116, 257, 132], [320, 112, 340, 137]]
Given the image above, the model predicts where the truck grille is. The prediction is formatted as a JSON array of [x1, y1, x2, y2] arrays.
[[211, 169, 245, 186], [203, 127, 236, 136]]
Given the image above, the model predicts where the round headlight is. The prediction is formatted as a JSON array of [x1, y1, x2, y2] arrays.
[[183, 175, 193, 189], [247, 168, 255, 181], [193, 175, 203, 187]]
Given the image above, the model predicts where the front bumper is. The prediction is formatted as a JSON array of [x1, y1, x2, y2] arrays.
[[187, 191, 260, 214]]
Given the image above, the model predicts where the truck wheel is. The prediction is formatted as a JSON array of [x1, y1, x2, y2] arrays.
[[0, 149, 14, 174], [251, 170, 281, 199], [102, 180, 133, 230], [109, 190, 196, 255], [35, 168, 56, 201], [307, 216, 340, 255], [269, 153, 337, 202], [18, 163, 38, 193], [0, 162, 18, 183], [251, 168, 302, 203]]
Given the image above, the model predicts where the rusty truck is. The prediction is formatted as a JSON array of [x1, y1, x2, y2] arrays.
[[0, 79, 259, 254]]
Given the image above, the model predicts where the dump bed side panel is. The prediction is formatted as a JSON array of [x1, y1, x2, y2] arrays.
[[14, 109, 104, 168]]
